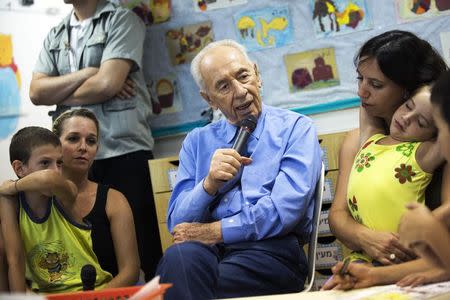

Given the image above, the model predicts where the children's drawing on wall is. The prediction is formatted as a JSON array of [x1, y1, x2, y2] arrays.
[[310, 0, 372, 38], [284, 47, 340, 93], [440, 31, 450, 66], [194, 0, 247, 12], [395, 0, 450, 23], [120, 0, 171, 25], [0, 34, 20, 139], [165, 21, 213, 65], [147, 73, 182, 115], [233, 5, 293, 52]]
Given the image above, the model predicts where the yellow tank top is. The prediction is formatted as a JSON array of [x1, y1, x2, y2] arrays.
[[19, 195, 112, 293], [346, 133, 432, 263]]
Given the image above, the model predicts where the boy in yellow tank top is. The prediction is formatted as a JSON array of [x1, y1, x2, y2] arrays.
[[0, 127, 112, 293], [346, 85, 445, 264]]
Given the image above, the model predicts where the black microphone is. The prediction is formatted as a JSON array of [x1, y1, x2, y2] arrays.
[[81, 264, 96, 291], [232, 115, 257, 155]]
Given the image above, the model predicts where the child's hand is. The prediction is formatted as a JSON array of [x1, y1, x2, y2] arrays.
[[0, 179, 18, 196], [397, 267, 450, 287]]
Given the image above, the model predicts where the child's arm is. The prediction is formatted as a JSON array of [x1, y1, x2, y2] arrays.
[[359, 105, 385, 147], [416, 139, 445, 174], [0, 196, 26, 292], [12, 170, 77, 208]]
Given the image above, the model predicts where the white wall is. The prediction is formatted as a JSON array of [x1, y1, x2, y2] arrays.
[[0, 2, 358, 182]]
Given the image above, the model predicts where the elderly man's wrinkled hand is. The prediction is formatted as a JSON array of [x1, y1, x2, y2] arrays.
[[203, 149, 252, 195], [172, 221, 223, 245]]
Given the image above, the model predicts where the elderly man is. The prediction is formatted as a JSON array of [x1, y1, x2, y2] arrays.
[[157, 40, 322, 299]]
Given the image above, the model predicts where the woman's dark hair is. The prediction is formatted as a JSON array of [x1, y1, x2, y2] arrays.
[[431, 70, 450, 128], [355, 30, 448, 95], [52, 108, 100, 138]]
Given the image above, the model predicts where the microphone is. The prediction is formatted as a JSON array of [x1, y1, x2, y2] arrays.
[[81, 264, 96, 291], [232, 115, 257, 155]]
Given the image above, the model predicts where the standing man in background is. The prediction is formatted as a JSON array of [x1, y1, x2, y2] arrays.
[[29, 0, 161, 280]]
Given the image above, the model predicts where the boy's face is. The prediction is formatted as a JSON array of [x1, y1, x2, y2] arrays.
[[389, 87, 437, 142], [17, 145, 63, 178], [433, 106, 450, 162]]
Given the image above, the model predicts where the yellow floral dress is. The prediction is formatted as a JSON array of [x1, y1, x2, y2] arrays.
[[346, 133, 432, 263]]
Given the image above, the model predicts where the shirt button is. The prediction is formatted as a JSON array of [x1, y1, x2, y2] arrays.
[[224, 198, 228, 202], [229, 219, 234, 223]]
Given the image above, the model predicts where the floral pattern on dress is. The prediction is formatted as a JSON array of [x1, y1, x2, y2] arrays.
[[348, 195, 358, 212], [348, 196, 363, 224], [355, 152, 375, 172], [396, 143, 415, 157], [394, 163, 416, 184]]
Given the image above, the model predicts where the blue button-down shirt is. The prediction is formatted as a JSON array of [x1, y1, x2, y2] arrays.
[[167, 105, 322, 244]]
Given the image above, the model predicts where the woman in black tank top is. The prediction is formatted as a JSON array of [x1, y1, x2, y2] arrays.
[[53, 109, 140, 287]]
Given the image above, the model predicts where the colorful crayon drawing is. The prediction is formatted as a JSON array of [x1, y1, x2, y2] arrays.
[[284, 47, 340, 93], [0, 34, 20, 139], [120, 0, 171, 25], [147, 74, 182, 115], [165, 21, 214, 65], [395, 0, 450, 23], [310, 0, 372, 38], [234, 5, 293, 52], [194, 0, 247, 12]]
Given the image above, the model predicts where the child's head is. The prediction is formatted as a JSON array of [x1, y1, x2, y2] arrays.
[[9, 126, 63, 178], [431, 70, 450, 162], [389, 85, 437, 142]]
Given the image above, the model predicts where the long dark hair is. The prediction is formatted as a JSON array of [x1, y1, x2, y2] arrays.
[[355, 30, 448, 95]]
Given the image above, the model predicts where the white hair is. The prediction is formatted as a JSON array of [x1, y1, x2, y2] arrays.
[[190, 39, 253, 90]]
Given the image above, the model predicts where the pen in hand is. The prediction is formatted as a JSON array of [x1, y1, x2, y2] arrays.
[[338, 257, 351, 276]]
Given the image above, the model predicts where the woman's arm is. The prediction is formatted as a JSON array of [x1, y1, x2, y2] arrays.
[[104, 189, 140, 288], [329, 130, 413, 265], [0, 196, 26, 292]]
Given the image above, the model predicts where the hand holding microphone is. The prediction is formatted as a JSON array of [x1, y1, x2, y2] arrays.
[[203, 115, 257, 195]]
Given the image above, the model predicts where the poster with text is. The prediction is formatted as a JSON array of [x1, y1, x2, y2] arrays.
[[166, 21, 213, 65], [395, 0, 450, 23], [120, 0, 171, 25], [194, 0, 247, 12], [234, 5, 293, 52], [284, 47, 340, 93], [310, 0, 372, 38]]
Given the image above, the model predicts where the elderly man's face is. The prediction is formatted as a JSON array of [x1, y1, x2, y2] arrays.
[[200, 46, 262, 125]]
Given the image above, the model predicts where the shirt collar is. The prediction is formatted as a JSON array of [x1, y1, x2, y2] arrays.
[[224, 104, 267, 144], [69, 11, 92, 27]]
